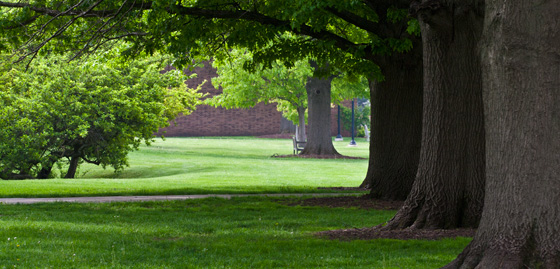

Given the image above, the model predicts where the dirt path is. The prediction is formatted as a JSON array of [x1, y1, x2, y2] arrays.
[[0, 193, 362, 204]]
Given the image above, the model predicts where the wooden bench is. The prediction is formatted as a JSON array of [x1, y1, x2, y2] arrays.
[[293, 137, 307, 155]]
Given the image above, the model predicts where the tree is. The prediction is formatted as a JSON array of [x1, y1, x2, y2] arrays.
[[0, 0, 422, 210], [445, 0, 560, 267], [377, 0, 486, 229], [208, 49, 311, 142], [0, 52, 202, 179], [299, 60, 339, 156], [4, 2, 558, 266], [318, 3, 424, 198], [300, 61, 370, 157], [359, 46, 424, 199], [211, 49, 368, 156]]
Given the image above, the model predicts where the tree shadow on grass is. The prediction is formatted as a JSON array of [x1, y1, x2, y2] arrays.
[[281, 195, 475, 241]]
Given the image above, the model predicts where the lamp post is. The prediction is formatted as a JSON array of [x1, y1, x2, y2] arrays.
[[349, 100, 357, 146], [335, 105, 343, 141]]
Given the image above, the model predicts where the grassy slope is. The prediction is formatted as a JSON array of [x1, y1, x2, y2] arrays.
[[0, 137, 369, 198], [0, 197, 470, 268]]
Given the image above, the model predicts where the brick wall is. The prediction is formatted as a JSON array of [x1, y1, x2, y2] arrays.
[[157, 61, 283, 137], [157, 61, 353, 137], [160, 103, 283, 136]]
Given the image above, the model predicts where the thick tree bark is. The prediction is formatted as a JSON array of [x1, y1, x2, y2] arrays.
[[360, 41, 423, 201], [384, 0, 486, 229], [65, 156, 80, 179], [300, 61, 339, 156], [445, 1, 560, 267]]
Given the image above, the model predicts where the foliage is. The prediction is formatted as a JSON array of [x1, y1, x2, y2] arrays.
[[208, 48, 311, 125], [208, 46, 370, 126], [332, 75, 369, 103], [0, 52, 203, 179], [0, 1, 415, 81], [341, 102, 371, 136]]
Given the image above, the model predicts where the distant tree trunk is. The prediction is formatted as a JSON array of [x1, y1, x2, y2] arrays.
[[295, 106, 307, 142], [445, 1, 560, 267], [37, 156, 58, 179], [65, 156, 80, 179], [300, 61, 339, 156], [384, 0, 485, 229], [37, 164, 53, 179], [360, 39, 423, 201]]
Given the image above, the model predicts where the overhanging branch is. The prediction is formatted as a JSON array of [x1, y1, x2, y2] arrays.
[[324, 7, 381, 34], [172, 6, 369, 56], [0, 1, 372, 59]]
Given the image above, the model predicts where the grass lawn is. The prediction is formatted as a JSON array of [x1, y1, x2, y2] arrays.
[[0, 196, 470, 268], [0, 137, 370, 198], [0, 137, 470, 267]]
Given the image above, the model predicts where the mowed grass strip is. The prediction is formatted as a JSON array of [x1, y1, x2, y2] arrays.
[[0, 137, 369, 198], [0, 196, 470, 268]]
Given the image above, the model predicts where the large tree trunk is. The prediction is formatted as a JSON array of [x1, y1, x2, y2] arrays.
[[384, 0, 486, 229], [360, 40, 423, 201], [445, 1, 560, 267], [300, 61, 339, 156]]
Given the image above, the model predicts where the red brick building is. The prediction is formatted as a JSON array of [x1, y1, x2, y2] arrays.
[[157, 62, 350, 137]]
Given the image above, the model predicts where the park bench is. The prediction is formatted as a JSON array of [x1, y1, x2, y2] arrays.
[[292, 137, 306, 155]]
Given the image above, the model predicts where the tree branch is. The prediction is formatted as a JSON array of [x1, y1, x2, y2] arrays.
[[4, 15, 40, 29], [409, 0, 444, 17], [0, 0, 126, 18], [70, 0, 138, 59], [324, 7, 381, 34], [0, 1, 372, 59], [81, 156, 101, 165], [172, 6, 369, 56]]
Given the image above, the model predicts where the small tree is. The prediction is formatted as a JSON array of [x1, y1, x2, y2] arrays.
[[0, 52, 203, 179], [208, 49, 311, 142]]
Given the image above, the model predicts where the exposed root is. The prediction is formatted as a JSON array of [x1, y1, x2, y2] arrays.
[[380, 187, 480, 231], [443, 235, 560, 268], [317, 226, 475, 241]]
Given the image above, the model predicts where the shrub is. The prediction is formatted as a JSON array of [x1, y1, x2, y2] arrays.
[[0, 53, 203, 179]]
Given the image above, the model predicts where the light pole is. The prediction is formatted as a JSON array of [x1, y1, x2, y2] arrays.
[[335, 105, 343, 141], [349, 99, 357, 146]]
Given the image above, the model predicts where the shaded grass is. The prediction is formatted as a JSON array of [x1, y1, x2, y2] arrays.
[[0, 137, 369, 198], [0, 196, 470, 268]]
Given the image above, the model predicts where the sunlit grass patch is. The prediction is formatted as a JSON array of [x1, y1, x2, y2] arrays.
[[0, 137, 369, 198]]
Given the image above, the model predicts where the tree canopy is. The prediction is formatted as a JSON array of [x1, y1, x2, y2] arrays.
[[207, 45, 369, 145], [208, 48, 311, 126], [0, 0, 415, 78], [209, 48, 368, 122]]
